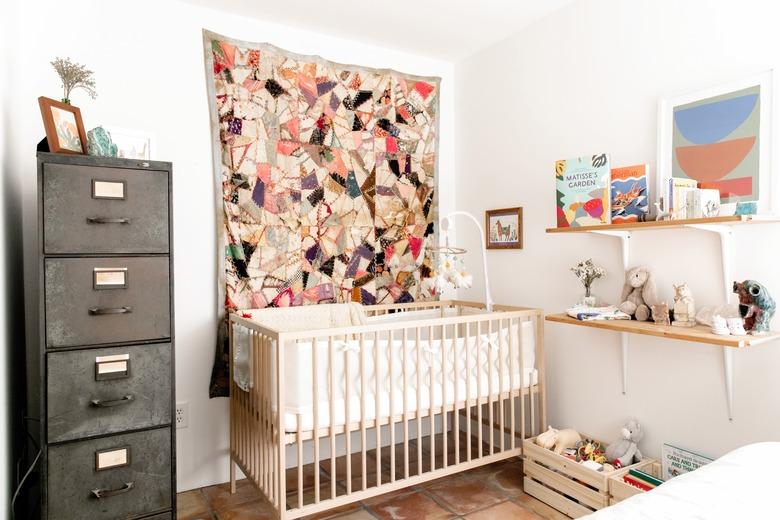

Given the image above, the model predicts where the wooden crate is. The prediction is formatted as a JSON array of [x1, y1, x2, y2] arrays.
[[608, 459, 661, 505], [522, 434, 649, 518]]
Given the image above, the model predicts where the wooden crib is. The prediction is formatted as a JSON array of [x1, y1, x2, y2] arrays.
[[228, 300, 546, 519]]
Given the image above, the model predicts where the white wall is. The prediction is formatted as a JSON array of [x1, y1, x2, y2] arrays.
[[455, 0, 780, 461], [5, 0, 455, 492]]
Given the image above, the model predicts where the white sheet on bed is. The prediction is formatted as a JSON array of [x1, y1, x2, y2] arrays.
[[583, 442, 780, 519], [232, 307, 537, 433]]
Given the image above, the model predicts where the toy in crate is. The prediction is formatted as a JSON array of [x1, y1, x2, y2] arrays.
[[523, 421, 651, 518]]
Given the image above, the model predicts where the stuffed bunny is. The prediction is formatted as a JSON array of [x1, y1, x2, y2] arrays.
[[605, 419, 644, 467], [618, 266, 659, 321]]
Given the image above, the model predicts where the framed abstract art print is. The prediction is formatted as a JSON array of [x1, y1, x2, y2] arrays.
[[657, 71, 774, 213]]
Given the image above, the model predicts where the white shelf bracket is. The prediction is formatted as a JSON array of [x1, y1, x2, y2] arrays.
[[590, 230, 632, 394], [723, 348, 735, 421], [686, 223, 736, 420]]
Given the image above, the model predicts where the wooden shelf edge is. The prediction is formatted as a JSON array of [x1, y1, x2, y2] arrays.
[[545, 215, 780, 234], [544, 313, 780, 348]]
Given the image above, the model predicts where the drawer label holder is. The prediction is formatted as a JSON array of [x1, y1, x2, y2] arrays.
[[92, 179, 126, 200], [95, 353, 130, 380], [93, 267, 128, 290], [95, 446, 131, 471]]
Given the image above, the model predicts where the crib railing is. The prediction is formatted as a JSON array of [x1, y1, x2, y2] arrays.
[[229, 300, 545, 520]]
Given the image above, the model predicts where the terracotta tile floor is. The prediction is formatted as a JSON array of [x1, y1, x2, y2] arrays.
[[177, 457, 569, 520]]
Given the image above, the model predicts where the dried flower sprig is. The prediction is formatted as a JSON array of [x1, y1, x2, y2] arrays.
[[50, 57, 97, 104], [570, 258, 605, 290]]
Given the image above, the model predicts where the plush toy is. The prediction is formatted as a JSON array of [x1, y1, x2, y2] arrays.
[[605, 419, 644, 467], [618, 266, 659, 321], [672, 283, 696, 327], [575, 439, 607, 464], [733, 280, 776, 335], [536, 426, 582, 454]]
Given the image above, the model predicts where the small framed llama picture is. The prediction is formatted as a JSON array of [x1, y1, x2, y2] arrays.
[[486, 207, 523, 249]]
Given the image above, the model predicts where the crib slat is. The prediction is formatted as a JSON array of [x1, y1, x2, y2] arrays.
[[251, 333, 258, 485], [296, 412, 303, 509], [344, 334, 352, 494], [453, 322, 460, 465], [465, 321, 472, 462], [537, 312, 547, 435], [328, 336, 336, 500], [277, 333, 286, 510], [488, 320, 494, 455], [375, 330, 381, 487], [499, 318, 505, 452], [509, 318, 516, 450], [428, 325, 435, 472], [441, 323, 447, 469], [402, 327, 409, 480], [389, 329, 396, 483], [416, 326, 422, 476], [519, 319, 526, 442], [360, 332, 367, 491], [268, 335, 275, 506], [476, 320, 482, 457], [313, 338, 320, 504]]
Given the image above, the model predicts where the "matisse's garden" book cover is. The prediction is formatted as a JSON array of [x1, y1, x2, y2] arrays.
[[556, 154, 611, 227]]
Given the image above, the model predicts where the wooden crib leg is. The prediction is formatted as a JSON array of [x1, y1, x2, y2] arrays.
[[230, 459, 237, 494]]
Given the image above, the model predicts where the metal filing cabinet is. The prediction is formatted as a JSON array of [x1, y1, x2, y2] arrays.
[[26, 153, 176, 519]]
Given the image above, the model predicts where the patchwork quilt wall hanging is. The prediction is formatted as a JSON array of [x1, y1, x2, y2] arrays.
[[203, 31, 441, 397]]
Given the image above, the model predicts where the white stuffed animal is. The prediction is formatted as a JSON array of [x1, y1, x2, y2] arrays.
[[536, 426, 582, 454]]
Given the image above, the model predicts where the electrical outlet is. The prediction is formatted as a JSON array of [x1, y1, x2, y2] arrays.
[[175, 402, 189, 429]]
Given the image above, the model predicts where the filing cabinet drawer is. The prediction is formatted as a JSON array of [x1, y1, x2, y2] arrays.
[[43, 163, 169, 254], [45, 257, 170, 348], [48, 427, 172, 520], [48, 343, 172, 443]]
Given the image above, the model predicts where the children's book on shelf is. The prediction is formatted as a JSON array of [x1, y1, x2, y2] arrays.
[[556, 154, 611, 228], [611, 164, 648, 222], [668, 177, 698, 218], [661, 444, 713, 480]]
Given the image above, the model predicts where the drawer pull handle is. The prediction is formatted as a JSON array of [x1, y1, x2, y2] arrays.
[[88, 306, 133, 315], [86, 217, 131, 225], [91, 481, 134, 499], [91, 395, 134, 408]]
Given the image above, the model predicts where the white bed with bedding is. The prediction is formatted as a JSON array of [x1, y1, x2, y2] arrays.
[[584, 442, 780, 519]]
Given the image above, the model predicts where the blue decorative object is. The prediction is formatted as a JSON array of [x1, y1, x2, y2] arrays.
[[733, 280, 776, 335], [734, 201, 757, 215]]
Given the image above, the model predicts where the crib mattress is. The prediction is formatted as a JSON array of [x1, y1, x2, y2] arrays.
[[282, 368, 538, 432]]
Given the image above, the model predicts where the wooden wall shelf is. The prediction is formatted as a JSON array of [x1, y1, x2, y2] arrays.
[[545, 215, 779, 234], [545, 314, 780, 349], [546, 214, 780, 420]]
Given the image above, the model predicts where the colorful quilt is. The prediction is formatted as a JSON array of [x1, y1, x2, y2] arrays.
[[204, 31, 440, 396]]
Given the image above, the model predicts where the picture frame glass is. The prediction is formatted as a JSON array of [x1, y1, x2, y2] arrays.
[[489, 214, 519, 244], [51, 106, 83, 152]]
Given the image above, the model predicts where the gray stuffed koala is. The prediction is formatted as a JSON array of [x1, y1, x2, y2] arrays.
[[618, 266, 659, 321], [605, 419, 644, 467]]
